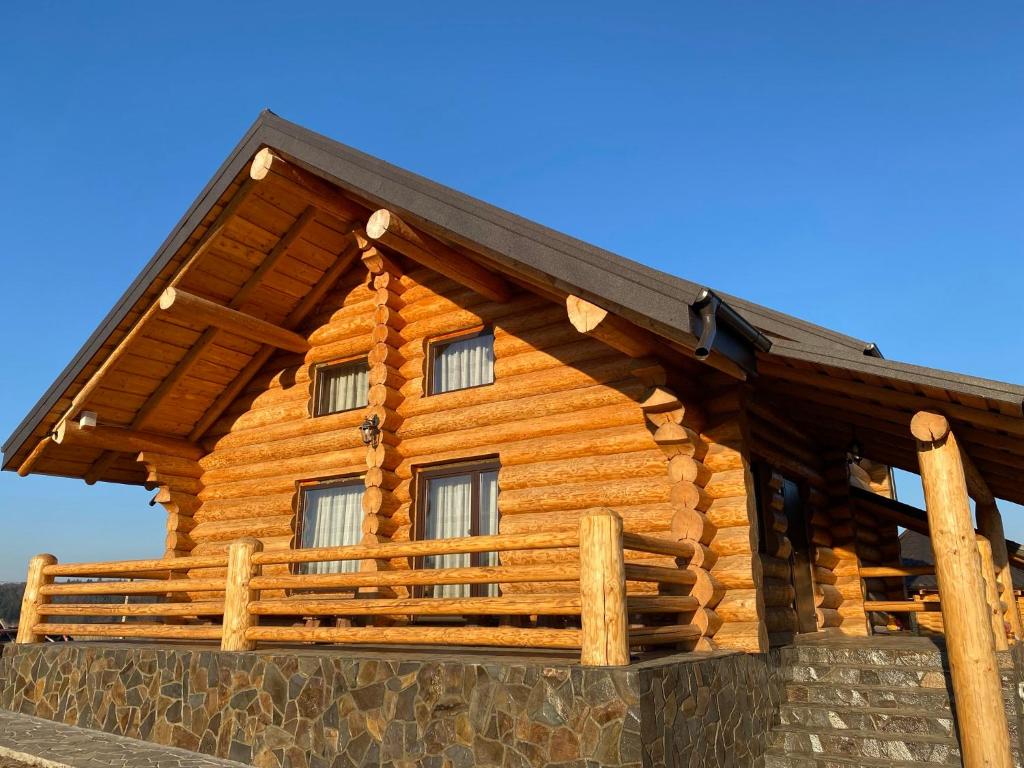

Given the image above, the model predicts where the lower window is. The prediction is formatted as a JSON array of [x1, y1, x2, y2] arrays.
[[296, 478, 364, 574], [416, 459, 500, 597]]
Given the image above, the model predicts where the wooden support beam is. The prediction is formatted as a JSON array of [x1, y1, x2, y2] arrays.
[[977, 536, 1010, 651], [365, 209, 511, 303], [221, 538, 261, 652], [565, 295, 655, 358], [16, 437, 51, 477], [578, 509, 629, 666], [910, 411, 1012, 768], [54, 418, 203, 461], [250, 148, 365, 223], [188, 237, 362, 442], [15, 554, 56, 644], [158, 288, 310, 354]]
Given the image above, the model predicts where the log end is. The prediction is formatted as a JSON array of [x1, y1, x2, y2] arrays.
[[250, 147, 275, 180], [366, 209, 394, 240], [158, 287, 178, 311], [910, 411, 950, 443]]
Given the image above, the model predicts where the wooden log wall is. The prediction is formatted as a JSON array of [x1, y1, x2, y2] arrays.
[[850, 458, 905, 622], [701, 386, 767, 652], [744, 397, 840, 644], [137, 451, 202, 559], [634, 368, 722, 649], [824, 454, 870, 636], [189, 257, 709, 618], [359, 246, 404, 593]]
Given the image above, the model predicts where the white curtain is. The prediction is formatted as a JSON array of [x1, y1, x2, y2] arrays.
[[300, 484, 364, 574], [424, 470, 499, 597], [317, 361, 369, 415], [433, 333, 494, 394]]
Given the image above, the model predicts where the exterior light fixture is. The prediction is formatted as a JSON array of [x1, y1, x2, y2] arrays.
[[359, 414, 381, 447], [848, 437, 863, 464]]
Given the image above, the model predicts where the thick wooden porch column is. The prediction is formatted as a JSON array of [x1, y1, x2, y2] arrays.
[[911, 411, 1012, 768]]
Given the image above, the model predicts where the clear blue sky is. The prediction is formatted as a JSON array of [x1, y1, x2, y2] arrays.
[[1, 2, 1021, 581]]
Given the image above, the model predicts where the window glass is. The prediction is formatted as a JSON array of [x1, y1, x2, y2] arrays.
[[298, 481, 364, 574], [430, 332, 495, 394], [420, 463, 500, 597], [314, 359, 369, 416]]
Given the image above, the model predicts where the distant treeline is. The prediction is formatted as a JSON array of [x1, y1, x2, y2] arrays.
[[0, 581, 159, 626], [0, 583, 25, 625]]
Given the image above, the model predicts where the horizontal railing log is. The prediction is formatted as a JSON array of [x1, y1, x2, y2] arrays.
[[252, 531, 581, 566], [37, 602, 225, 617], [17, 508, 711, 664], [249, 563, 580, 591], [245, 625, 583, 648], [36, 623, 223, 640], [40, 578, 223, 596], [859, 565, 935, 578], [865, 600, 942, 613]]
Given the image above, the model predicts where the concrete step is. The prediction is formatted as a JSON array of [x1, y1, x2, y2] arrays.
[[777, 703, 955, 737], [783, 682, 952, 711], [770, 724, 962, 765], [783, 662, 954, 688], [763, 746, 956, 768]]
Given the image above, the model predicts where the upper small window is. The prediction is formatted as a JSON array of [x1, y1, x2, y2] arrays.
[[313, 359, 369, 416], [428, 330, 495, 395]]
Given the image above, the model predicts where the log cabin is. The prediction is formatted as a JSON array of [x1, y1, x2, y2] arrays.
[[3, 111, 1024, 767]]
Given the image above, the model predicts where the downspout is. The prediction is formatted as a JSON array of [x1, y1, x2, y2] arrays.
[[692, 287, 772, 365]]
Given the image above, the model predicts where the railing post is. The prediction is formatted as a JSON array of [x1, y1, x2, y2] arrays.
[[977, 536, 1009, 651], [579, 508, 629, 666], [222, 538, 261, 652], [16, 554, 56, 644], [911, 412, 1012, 768]]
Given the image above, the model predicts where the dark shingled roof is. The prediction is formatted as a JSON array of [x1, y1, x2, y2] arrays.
[[4, 111, 1024, 473]]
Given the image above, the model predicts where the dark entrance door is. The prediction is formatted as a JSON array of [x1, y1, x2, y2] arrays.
[[781, 478, 818, 634]]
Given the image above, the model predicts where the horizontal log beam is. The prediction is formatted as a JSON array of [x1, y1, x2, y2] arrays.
[[16, 436, 51, 477], [244, 624, 582, 649], [254, 531, 580, 567], [158, 288, 310, 354], [250, 148, 365, 223], [565, 295, 655, 358], [53, 419, 203, 461], [38, 602, 224, 617], [365, 209, 511, 303], [37, 623, 222, 640]]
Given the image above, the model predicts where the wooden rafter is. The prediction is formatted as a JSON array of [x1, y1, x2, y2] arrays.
[[188, 235, 363, 442], [365, 209, 511, 303], [54, 418, 202, 460], [23, 177, 260, 478], [84, 206, 324, 483], [157, 288, 311, 354], [250, 148, 364, 224], [760, 360, 1024, 437]]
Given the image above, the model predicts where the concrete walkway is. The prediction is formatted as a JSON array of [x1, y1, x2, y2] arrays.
[[0, 711, 249, 768]]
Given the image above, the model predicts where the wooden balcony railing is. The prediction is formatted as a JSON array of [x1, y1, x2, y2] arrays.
[[15, 508, 707, 666]]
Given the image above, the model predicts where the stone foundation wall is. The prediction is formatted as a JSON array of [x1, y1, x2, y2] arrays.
[[0, 643, 779, 768]]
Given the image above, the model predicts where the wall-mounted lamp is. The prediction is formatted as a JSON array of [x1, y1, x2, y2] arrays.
[[848, 437, 863, 464], [359, 414, 381, 448]]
